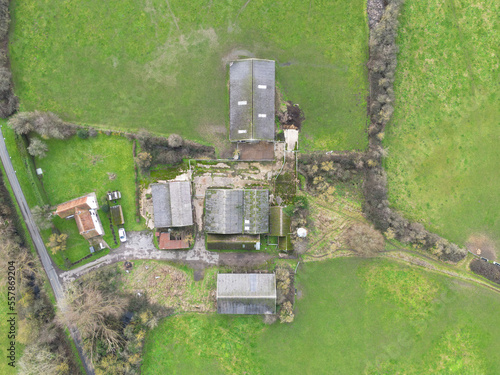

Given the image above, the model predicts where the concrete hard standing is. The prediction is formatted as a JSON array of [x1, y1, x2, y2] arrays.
[[0, 127, 95, 375]]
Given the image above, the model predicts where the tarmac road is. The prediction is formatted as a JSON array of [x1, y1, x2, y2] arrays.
[[0, 127, 94, 375]]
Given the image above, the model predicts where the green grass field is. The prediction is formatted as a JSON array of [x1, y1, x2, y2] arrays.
[[384, 0, 500, 245], [2, 124, 142, 268], [141, 258, 500, 374], [9, 0, 368, 151]]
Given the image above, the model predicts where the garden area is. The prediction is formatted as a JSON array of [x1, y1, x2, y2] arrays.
[[9, 0, 369, 151], [384, 0, 500, 247], [2, 122, 144, 269], [142, 257, 500, 374]]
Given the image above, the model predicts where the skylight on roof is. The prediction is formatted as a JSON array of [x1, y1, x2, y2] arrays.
[[238, 100, 247, 105], [258, 114, 267, 118], [258, 85, 267, 89]]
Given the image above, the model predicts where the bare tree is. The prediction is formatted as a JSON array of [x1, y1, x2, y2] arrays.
[[135, 151, 152, 171], [46, 233, 68, 254], [27, 138, 49, 159], [344, 223, 385, 256], [18, 343, 60, 375], [57, 282, 127, 362], [31, 205, 53, 230], [167, 133, 183, 148]]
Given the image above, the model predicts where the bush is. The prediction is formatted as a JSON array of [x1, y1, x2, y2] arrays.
[[470, 259, 500, 285], [8, 111, 77, 139], [135, 151, 152, 171], [101, 203, 110, 213], [167, 134, 183, 148], [77, 128, 89, 139], [27, 138, 48, 158], [344, 223, 385, 256], [279, 301, 294, 323]]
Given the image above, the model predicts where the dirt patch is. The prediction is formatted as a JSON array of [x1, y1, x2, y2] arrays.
[[278, 101, 305, 130], [238, 141, 274, 161], [466, 234, 497, 260], [193, 268, 205, 281], [221, 48, 255, 67]]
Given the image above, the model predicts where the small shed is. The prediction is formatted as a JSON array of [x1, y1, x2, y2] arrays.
[[206, 234, 260, 251], [270, 206, 291, 237], [110, 205, 124, 226], [107, 191, 121, 201], [217, 273, 276, 315]]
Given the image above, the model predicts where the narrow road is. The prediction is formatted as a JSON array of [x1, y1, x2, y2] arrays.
[[0, 127, 94, 375]]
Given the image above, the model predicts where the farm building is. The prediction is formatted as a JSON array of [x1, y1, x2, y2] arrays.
[[158, 232, 189, 250], [110, 205, 124, 226], [229, 59, 275, 142], [217, 273, 276, 314], [270, 206, 293, 251], [151, 181, 193, 228], [206, 234, 261, 251], [270, 206, 291, 237], [204, 189, 269, 235], [55, 193, 104, 240]]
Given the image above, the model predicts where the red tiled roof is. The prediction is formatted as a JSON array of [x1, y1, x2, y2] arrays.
[[159, 232, 189, 250], [56, 196, 91, 218]]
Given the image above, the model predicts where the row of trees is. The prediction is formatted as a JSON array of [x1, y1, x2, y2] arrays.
[[0, 171, 82, 374], [8, 111, 79, 139], [361, 0, 467, 262], [470, 260, 500, 285], [0, 0, 18, 118], [133, 129, 215, 171]]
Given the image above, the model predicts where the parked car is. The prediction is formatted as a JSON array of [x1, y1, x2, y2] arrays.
[[480, 257, 488, 262], [493, 261, 500, 267], [119, 228, 127, 242]]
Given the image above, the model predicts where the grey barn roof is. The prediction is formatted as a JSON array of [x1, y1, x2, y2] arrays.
[[217, 273, 276, 314], [229, 59, 275, 142], [151, 181, 193, 228], [204, 189, 269, 234]]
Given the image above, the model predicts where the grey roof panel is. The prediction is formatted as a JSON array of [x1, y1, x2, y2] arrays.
[[205, 189, 244, 234], [229, 59, 275, 142], [151, 184, 172, 228], [252, 60, 275, 141], [169, 181, 193, 226], [243, 190, 269, 234], [229, 60, 253, 141], [152, 182, 193, 228], [217, 273, 276, 314]]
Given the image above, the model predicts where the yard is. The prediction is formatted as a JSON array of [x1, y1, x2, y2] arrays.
[[384, 0, 500, 246], [2, 124, 143, 268], [9, 0, 368, 151], [141, 258, 500, 374]]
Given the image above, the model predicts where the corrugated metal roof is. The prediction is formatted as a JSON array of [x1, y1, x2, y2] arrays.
[[204, 189, 269, 234], [217, 273, 276, 314], [229, 59, 275, 142], [243, 190, 269, 234], [151, 182, 193, 228], [270, 206, 291, 237], [204, 189, 243, 234]]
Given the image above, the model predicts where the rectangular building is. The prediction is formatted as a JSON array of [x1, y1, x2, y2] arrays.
[[204, 189, 269, 235], [151, 181, 193, 228], [217, 273, 277, 314], [229, 59, 275, 142]]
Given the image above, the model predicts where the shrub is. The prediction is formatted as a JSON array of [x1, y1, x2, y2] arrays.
[[279, 301, 294, 323], [167, 134, 183, 148], [77, 128, 89, 139], [135, 151, 152, 171], [344, 223, 385, 256], [27, 138, 48, 158], [101, 203, 110, 213], [470, 259, 500, 285]]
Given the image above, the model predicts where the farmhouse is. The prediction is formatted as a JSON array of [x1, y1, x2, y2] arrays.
[[217, 273, 277, 314], [204, 189, 269, 235], [151, 181, 193, 228], [229, 59, 275, 142], [55, 193, 104, 240]]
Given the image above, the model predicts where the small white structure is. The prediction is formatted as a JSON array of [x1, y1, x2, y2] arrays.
[[297, 228, 307, 238], [36, 168, 43, 175]]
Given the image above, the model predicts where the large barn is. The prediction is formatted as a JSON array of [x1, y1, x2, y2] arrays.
[[204, 189, 269, 235], [151, 181, 193, 228], [229, 59, 275, 142], [217, 273, 277, 315]]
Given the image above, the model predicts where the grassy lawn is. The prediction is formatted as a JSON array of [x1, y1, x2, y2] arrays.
[[384, 0, 500, 246], [10, 0, 368, 151], [3, 124, 143, 268], [142, 258, 500, 374]]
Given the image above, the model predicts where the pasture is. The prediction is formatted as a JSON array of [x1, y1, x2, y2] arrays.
[[384, 0, 500, 246], [9, 0, 368, 151], [141, 258, 500, 374]]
